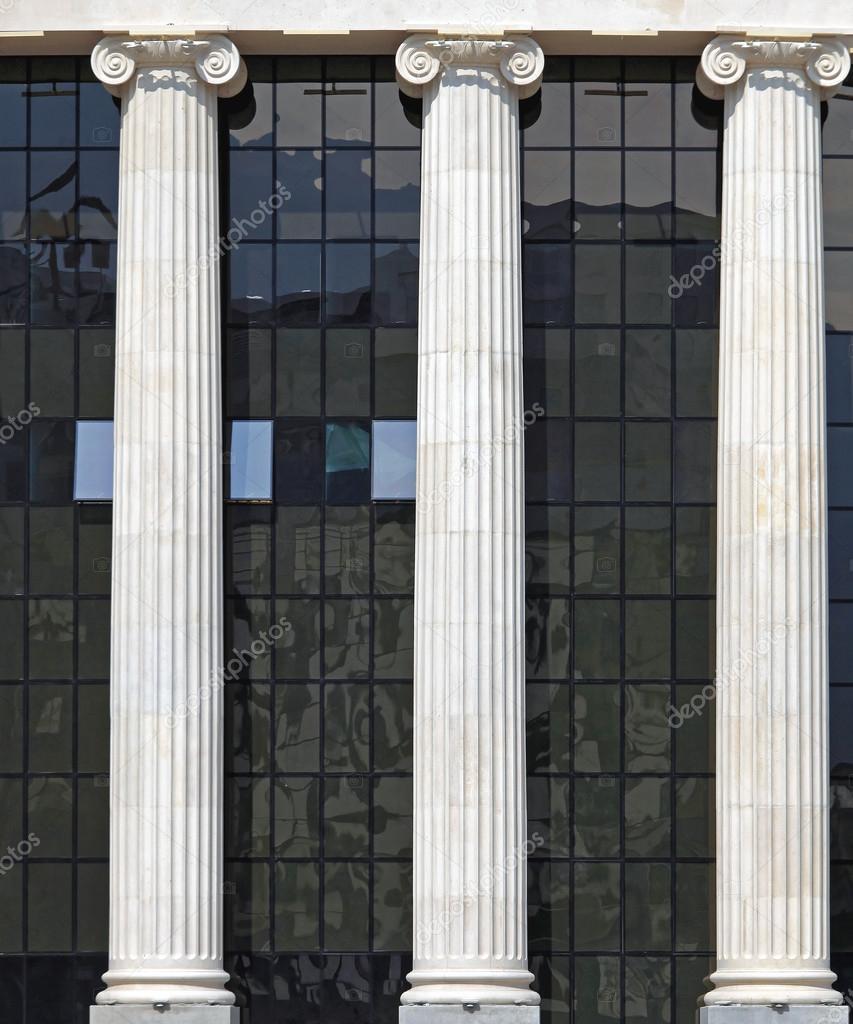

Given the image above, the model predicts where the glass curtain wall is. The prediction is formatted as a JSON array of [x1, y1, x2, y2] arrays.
[[0, 56, 118, 1024]]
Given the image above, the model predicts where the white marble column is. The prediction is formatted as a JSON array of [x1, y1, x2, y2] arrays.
[[395, 35, 543, 1019], [696, 35, 850, 1022], [90, 35, 245, 1018]]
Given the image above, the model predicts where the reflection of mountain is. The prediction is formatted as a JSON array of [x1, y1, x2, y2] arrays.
[[229, 242, 418, 327]]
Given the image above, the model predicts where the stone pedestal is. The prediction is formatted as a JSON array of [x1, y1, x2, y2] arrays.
[[90, 35, 246, 1011], [695, 34, 851, 1012], [395, 35, 543, 1014]]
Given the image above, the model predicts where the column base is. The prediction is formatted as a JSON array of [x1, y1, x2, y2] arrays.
[[699, 1008, 849, 1024], [401, 1007, 539, 1024], [91, 1009, 239, 1023]]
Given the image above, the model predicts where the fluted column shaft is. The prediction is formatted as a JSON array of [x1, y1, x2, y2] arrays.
[[696, 36, 850, 1011], [395, 36, 543, 1013], [91, 35, 245, 1008]]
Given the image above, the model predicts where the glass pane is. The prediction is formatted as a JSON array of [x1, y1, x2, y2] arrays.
[[575, 682, 620, 769], [625, 329, 670, 416], [625, 151, 671, 240], [574, 152, 620, 239], [325, 421, 370, 503], [375, 149, 420, 239], [574, 507, 619, 594], [325, 506, 369, 594], [372, 420, 416, 500], [228, 420, 273, 501], [326, 150, 371, 239], [30, 420, 75, 503], [524, 151, 573, 240], [374, 328, 417, 418], [73, 420, 114, 501], [276, 329, 321, 415], [277, 149, 322, 240], [575, 329, 620, 417], [575, 245, 621, 324], [575, 422, 621, 502], [574, 862, 621, 950], [526, 505, 571, 595], [78, 329, 115, 417], [374, 505, 415, 594], [275, 683, 319, 772], [326, 329, 370, 416]]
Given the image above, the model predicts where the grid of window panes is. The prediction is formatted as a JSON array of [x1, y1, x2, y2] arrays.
[[520, 57, 719, 1023], [221, 56, 419, 1022], [825, 69, 853, 1001], [0, 57, 118, 1023]]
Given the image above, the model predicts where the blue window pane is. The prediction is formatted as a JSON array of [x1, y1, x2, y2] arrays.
[[325, 421, 370, 502], [73, 421, 113, 501], [228, 420, 273, 500], [372, 420, 417, 500]]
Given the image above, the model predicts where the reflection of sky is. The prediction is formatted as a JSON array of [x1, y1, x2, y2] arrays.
[[372, 420, 416, 500], [74, 420, 113, 500], [229, 420, 273, 500]]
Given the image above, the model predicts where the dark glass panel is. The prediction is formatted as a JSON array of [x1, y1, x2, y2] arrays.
[[275, 682, 320, 772], [78, 328, 115, 417], [229, 61, 274, 148], [79, 69, 120, 147], [78, 241, 116, 325], [575, 776, 620, 857], [573, 602, 620, 681], [575, 245, 621, 324], [526, 505, 571, 595], [29, 683, 73, 773], [0, 61, 26, 148], [275, 419, 323, 504], [574, 862, 620, 950], [276, 69, 323, 148], [523, 150, 573, 240], [374, 597, 413, 678], [523, 59, 572, 147], [675, 598, 714, 680], [324, 774, 368, 856], [625, 863, 671, 949], [374, 682, 413, 771], [674, 59, 720, 147], [823, 75, 853, 155], [325, 421, 370, 503], [277, 242, 322, 325], [575, 329, 620, 417], [374, 505, 415, 595], [326, 150, 371, 239], [324, 681, 369, 769], [828, 334, 853, 423], [29, 329, 74, 416], [625, 776, 670, 857], [575, 422, 621, 501], [676, 776, 713, 857], [374, 328, 417, 417], [324, 864, 370, 950], [78, 150, 119, 239], [625, 603, 671, 680], [229, 150, 274, 240], [276, 506, 322, 594], [276, 776, 320, 857], [528, 861, 572, 952], [624, 151, 671, 239], [574, 151, 620, 240], [625, 244, 671, 325], [574, 506, 619, 594], [675, 150, 720, 239], [29, 151, 76, 240], [524, 328, 571, 417], [525, 418, 571, 501], [29, 506, 73, 593], [675, 507, 715, 596], [574, 60, 621, 147], [0, 151, 25, 240], [325, 242, 370, 324], [228, 244, 273, 324], [77, 683, 109, 772], [827, 251, 853, 331], [375, 149, 420, 239], [524, 244, 572, 324], [574, 956, 620, 1024], [276, 329, 321, 416], [0, 328, 25, 417], [374, 242, 418, 325], [326, 329, 370, 416], [277, 149, 322, 240], [675, 327, 717, 417], [374, 58, 421, 146], [373, 864, 413, 951], [324, 505, 370, 594], [324, 598, 370, 678], [274, 598, 321, 680], [29, 61, 76, 147], [0, 506, 24, 595], [77, 597, 110, 677], [625, 683, 671, 772], [674, 420, 716, 503], [625, 421, 671, 501], [0, 685, 23, 770], [77, 863, 109, 951], [30, 242, 77, 326], [625, 329, 670, 416], [625, 507, 671, 595], [28, 599, 74, 680], [624, 64, 671, 146], [0, 244, 27, 323], [324, 58, 371, 147], [0, 600, 23, 679]]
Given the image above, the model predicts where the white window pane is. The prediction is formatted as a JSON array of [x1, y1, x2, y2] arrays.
[[229, 420, 273, 500], [73, 420, 113, 500], [372, 420, 416, 500]]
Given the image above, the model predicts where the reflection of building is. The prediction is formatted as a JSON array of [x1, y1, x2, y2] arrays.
[[3, 7, 853, 1024]]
